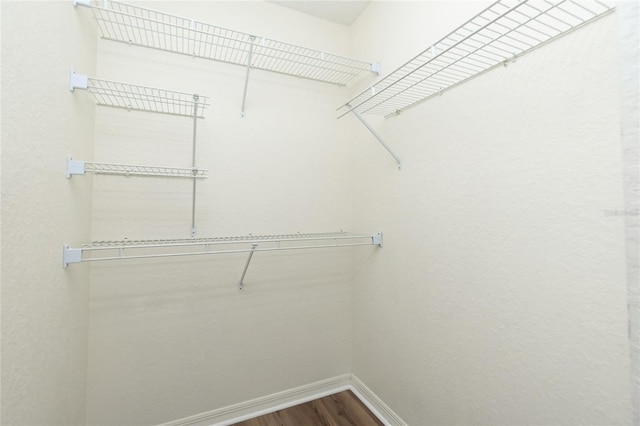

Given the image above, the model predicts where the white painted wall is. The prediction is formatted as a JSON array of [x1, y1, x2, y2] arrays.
[[350, 2, 633, 425], [1, 2, 97, 424], [82, 2, 374, 424], [618, 3, 640, 423]]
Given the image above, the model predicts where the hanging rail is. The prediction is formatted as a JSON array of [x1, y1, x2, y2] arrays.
[[338, 0, 614, 167], [69, 70, 209, 117], [72, 0, 379, 115], [63, 232, 383, 267]]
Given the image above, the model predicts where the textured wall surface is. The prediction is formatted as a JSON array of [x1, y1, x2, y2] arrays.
[[1, 2, 96, 424], [82, 2, 374, 424], [618, 2, 640, 423], [1, 1, 634, 425], [349, 2, 633, 425]]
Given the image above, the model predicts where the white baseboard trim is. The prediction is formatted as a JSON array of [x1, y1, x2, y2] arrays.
[[350, 374, 408, 426], [160, 373, 406, 426]]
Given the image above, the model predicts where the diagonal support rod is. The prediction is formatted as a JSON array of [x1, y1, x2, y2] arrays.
[[240, 36, 256, 118], [351, 109, 401, 170], [191, 95, 199, 236], [238, 244, 258, 290]]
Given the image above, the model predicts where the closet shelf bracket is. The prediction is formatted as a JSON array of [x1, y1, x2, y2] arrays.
[[66, 157, 208, 179], [69, 69, 88, 91], [350, 108, 401, 171], [63, 245, 83, 268]]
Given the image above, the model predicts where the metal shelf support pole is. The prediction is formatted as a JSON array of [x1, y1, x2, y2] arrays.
[[238, 244, 258, 290], [240, 36, 256, 118], [191, 95, 199, 237], [351, 109, 402, 170]]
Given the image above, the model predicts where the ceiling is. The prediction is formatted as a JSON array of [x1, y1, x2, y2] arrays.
[[267, 1, 370, 26]]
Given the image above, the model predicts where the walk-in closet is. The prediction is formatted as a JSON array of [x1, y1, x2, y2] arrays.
[[1, 0, 638, 425]]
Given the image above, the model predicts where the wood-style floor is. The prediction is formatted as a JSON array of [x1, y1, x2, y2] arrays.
[[231, 390, 384, 426]]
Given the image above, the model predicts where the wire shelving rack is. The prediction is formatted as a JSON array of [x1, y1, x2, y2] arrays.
[[66, 158, 208, 179], [339, 0, 613, 119], [73, 0, 379, 115], [70, 71, 209, 117], [63, 232, 383, 288], [69, 70, 208, 234], [337, 0, 614, 169]]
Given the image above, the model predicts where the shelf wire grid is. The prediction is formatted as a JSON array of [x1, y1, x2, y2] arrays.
[[67, 232, 379, 264], [83, 232, 374, 250], [86, 77, 209, 117], [87, 0, 374, 86], [85, 162, 208, 178], [338, 0, 614, 118]]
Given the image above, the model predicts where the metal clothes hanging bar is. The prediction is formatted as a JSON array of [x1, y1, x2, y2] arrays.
[[72, 0, 379, 87], [63, 232, 383, 267], [338, 0, 614, 119]]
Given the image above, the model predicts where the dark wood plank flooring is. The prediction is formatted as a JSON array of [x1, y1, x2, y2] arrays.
[[232, 390, 384, 426]]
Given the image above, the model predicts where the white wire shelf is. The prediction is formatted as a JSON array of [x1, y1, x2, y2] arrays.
[[63, 232, 383, 267], [66, 157, 208, 179], [74, 0, 378, 87], [338, 0, 614, 119], [70, 70, 209, 117]]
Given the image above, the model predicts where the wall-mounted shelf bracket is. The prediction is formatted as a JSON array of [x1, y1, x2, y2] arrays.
[[350, 109, 401, 170], [69, 69, 88, 91], [66, 157, 86, 178], [238, 244, 258, 290], [72, 0, 91, 7], [371, 62, 382, 75], [372, 232, 383, 247], [63, 245, 83, 268]]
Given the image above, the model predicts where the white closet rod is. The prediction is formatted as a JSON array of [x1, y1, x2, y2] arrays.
[[63, 233, 384, 281]]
